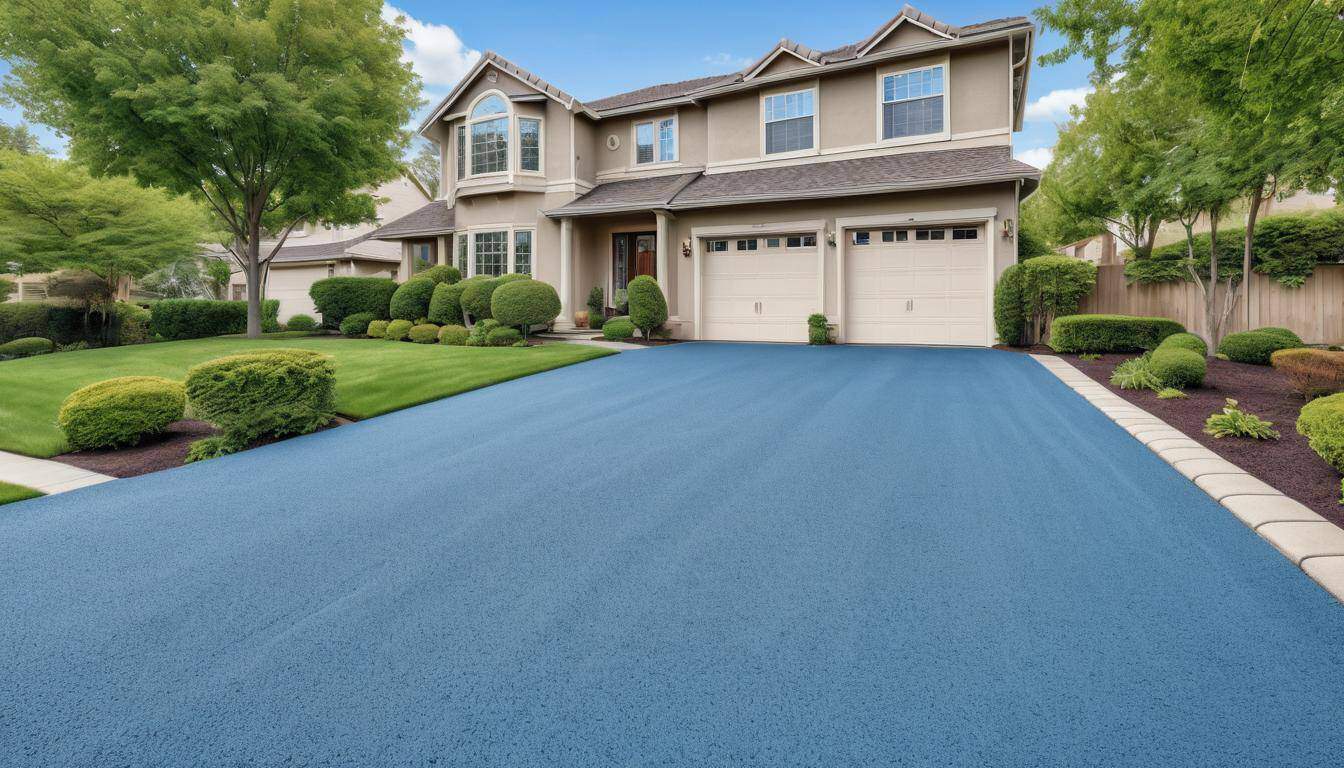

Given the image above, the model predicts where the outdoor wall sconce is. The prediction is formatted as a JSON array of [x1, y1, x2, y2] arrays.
[[826, 230, 837, 247], [1001, 218, 1015, 240], [681, 240, 692, 258]]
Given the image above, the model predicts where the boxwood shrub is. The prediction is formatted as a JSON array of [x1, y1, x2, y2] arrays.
[[308, 276, 397, 327], [0, 336, 55, 357], [418, 264, 461, 285], [438, 324, 469, 346], [428, 281, 466, 326], [491, 279, 561, 337], [57, 376, 185, 450], [485, 326, 522, 346], [408, 323, 441, 343], [384, 319, 413, 341], [339, 312, 375, 338], [389, 277, 436, 321], [285, 314, 317, 332], [184, 349, 335, 456], [602, 317, 636, 341], [1049, 314, 1185, 353], [366, 319, 390, 339], [627, 275, 668, 339], [1216, 328, 1306, 365], [466, 319, 501, 346], [1298, 392, 1344, 472], [808, 313, 830, 345], [1156, 332, 1208, 356], [1272, 348, 1344, 399], [461, 273, 529, 321], [1149, 346, 1207, 389], [149, 298, 279, 340]]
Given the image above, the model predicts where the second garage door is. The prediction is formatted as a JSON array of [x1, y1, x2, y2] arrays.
[[701, 234, 819, 343], [846, 224, 990, 347]]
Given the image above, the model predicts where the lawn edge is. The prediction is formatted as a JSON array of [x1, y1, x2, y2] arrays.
[[1030, 353, 1344, 604]]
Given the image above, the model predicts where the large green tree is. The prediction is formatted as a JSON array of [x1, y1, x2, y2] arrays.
[[409, 141, 441, 200], [0, 0, 420, 337], [0, 120, 41, 155]]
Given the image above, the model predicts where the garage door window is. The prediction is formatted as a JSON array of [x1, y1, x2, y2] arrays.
[[952, 228, 979, 240], [915, 228, 946, 241], [851, 231, 871, 245], [786, 234, 816, 248], [736, 239, 758, 251], [708, 240, 728, 252]]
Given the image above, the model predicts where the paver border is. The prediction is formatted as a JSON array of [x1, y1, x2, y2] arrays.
[[1031, 354, 1344, 603]]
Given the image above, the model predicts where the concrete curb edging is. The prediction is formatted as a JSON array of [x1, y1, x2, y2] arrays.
[[0, 450, 115, 497], [1031, 354, 1344, 603]]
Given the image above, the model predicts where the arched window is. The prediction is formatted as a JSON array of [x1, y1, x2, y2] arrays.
[[470, 95, 508, 119], [468, 92, 510, 175]]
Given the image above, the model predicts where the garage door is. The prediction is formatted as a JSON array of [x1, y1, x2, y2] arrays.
[[701, 234, 819, 342], [846, 225, 989, 346]]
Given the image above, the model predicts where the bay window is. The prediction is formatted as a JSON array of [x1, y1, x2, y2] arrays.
[[881, 65, 945, 140], [514, 230, 532, 275], [468, 94, 509, 175], [519, 118, 541, 172]]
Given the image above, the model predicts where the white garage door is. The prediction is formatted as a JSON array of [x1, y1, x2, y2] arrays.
[[701, 234, 819, 343], [846, 225, 989, 346]]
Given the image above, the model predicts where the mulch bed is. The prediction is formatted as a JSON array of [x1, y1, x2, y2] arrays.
[[1060, 352, 1344, 529]]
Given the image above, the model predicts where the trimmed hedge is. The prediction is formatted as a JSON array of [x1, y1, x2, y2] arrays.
[[438, 324, 469, 345], [491, 279, 561, 336], [418, 264, 461, 285], [627, 275, 668, 339], [1150, 346, 1207, 389], [602, 317, 636, 340], [485, 327, 522, 346], [408, 323, 440, 343], [1272, 348, 1344, 399], [149, 298, 279, 340], [1298, 392, 1344, 472], [994, 256, 1097, 346], [0, 336, 55, 357], [184, 349, 335, 457], [461, 273, 529, 321], [57, 376, 185, 450], [389, 277, 436, 321], [285, 314, 317, 332], [339, 312, 375, 338], [1216, 328, 1306, 365], [1, 301, 140, 346], [428, 281, 466, 326], [116, 302, 152, 345], [1049, 314, 1185, 353], [366, 319, 390, 339], [308, 277, 397, 327], [1156, 332, 1208, 357], [384, 319, 413, 341], [994, 263, 1027, 345]]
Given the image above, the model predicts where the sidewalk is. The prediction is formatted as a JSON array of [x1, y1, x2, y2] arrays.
[[0, 450, 115, 495]]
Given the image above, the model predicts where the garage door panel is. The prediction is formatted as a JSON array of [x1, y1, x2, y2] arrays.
[[701, 238, 820, 343]]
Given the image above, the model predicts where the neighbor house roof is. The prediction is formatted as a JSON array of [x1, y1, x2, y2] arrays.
[[264, 234, 400, 265], [368, 200, 456, 240], [546, 146, 1039, 217]]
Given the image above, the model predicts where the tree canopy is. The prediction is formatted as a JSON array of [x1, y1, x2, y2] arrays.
[[409, 141, 441, 200], [0, 120, 42, 155]]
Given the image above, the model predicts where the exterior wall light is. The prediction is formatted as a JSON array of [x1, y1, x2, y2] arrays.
[[681, 240, 692, 258], [1001, 218, 1015, 239]]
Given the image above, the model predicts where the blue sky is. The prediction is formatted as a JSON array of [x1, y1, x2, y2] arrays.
[[1, 1, 1091, 167]]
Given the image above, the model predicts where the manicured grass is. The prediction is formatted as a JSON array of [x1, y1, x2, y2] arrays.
[[0, 481, 43, 506], [0, 337, 614, 457]]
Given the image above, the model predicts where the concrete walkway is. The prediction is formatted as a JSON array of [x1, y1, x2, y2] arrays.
[[0, 450, 114, 495]]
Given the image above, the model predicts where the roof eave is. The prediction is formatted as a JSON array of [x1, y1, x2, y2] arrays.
[[670, 171, 1040, 211]]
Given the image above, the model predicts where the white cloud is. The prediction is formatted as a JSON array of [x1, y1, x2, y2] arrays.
[[702, 52, 753, 71], [1016, 146, 1054, 168], [382, 4, 481, 89], [1024, 86, 1093, 122]]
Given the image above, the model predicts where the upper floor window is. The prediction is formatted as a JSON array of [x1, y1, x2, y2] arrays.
[[468, 93, 510, 175], [519, 118, 541, 172], [763, 89, 815, 155], [635, 117, 676, 164], [882, 65, 944, 140], [470, 95, 508, 119], [455, 125, 466, 181]]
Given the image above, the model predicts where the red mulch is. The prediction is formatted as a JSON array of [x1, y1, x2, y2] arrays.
[[1059, 353, 1344, 529]]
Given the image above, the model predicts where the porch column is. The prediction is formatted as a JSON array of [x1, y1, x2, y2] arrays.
[[655, 210, 671, 292], [436, 235, 449, 266], [556, 217, 575, 330], [399, 241, 413, 282]]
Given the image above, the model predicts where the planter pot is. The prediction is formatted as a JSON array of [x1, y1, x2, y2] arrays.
[[573, 310, 589, 329]]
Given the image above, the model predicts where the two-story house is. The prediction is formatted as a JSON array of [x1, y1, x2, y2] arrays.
[[371, 5, 1040, 346]]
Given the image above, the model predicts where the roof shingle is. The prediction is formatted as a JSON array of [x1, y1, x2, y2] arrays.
[[369, 201, 456, 240]]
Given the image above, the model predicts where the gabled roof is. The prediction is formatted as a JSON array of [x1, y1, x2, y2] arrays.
[[264, 234, 400, 265], [546, 173, 701, 217], [740, 40, 826, 80], [369, 200, 456, 240], [585, 74, 738, 112], [418, 52, 582, 134]]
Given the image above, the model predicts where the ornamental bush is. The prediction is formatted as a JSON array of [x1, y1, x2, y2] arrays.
[[285, 313, 317, 332], [366, 319, 389, 339], [1272, 348, 1344, 399], [148, 298, 279, 340], [389, 277, 436, 321], [184, 349, 335, 456], [339, 312, 375, 338], [308, 276, 397, 327], [384, 319, 413, 341], [461, 273, 528, 321], [1298, 392, 1344, 472], [602, 317, 636, 340], [491, 279, 561, 338], [0, 336, 54, 357], [485, 326, 522, 346], [993, 263, 1027, 345], [418, 264, 461, 285], [1216, 328, 1306, 365], [587, 286, 605, 318], [466, 319, 499, 346], [1156, 332, 1208, 357], [994, 257, 1097, 346], [1149, 346, 1207, 389], [428, 281, 466, 326], [408, 323, 440, 343], [438, 324, 469, 345], [1049, 314, 1185, 353], [627, 275, 668, 340], [57, 376, 185, 450], [808, 313, 830, 345]]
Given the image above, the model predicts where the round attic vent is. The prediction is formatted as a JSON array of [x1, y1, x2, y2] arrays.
[[606, 134, 620, 151], [486, 70, 498, 83]]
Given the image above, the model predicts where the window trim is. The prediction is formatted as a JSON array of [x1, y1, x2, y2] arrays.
[[759, 83, 819, 159], [464, 90, 513, 179], [875, 60, 951, 146], [455, 124, 466, 182], [512, 228, 534, 275], [517, 115, 544, 175], [630, 113, 679, 167], [459, 225, 537, 278]]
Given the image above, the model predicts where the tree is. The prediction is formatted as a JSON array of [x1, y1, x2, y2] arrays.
[[0, 120, 41, 155], [204, 258, 232, 300], [409, 141, 441, 200], [140, 256, 208, 299], [0, 0, 420, 337]]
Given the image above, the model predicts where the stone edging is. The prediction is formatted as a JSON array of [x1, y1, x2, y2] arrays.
[[1031, 354, 1344, 603]]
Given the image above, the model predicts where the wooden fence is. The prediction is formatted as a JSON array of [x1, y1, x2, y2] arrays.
[[1078, 264, 1344, 344]]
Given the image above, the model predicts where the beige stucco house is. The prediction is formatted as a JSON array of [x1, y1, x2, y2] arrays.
[[371, 5, 1040, 345]]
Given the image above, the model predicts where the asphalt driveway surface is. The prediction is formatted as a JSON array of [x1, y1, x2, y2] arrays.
[[3, 344, 1344, 766]]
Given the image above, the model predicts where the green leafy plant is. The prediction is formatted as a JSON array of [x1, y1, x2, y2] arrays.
[[587, 286, 604, 318], [807, 313, 830, 345], [465, 319, 501, 346], [1110, 355, 1162, 390], [384, 319, 413, 341], [365, 319, 389, 339], [339, 312, 375, 338], [309, 277, 397, 327], [0, 336, 54, 358], [1157, 387, 1188, 399], [627, 275, 668, 341], [602, 317, 636, 341], [437, 324, 469, 346], [994, 256, 1097, 345], [428, 281, 466, 326], [1079, 353, 1101, 361], [418, 264, 461, 285], [1050, 314, 1185, 353], [148, 298, 278, 340], [491, 279, 561, 339], [285, 314, 317, 332], [57, 376, 185, 450], [485, 326, 522, 347], [1297, 392, 1344, 472], [1204, 399, 1279, 440], [184, 349, 335, 459], [407, 323, 440, 344], [388, 277, 436, 321], [1216, 328, 1305, 365], [1149, 346, 1206, 388]]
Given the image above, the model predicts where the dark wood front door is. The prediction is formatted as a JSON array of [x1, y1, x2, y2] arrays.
[[613, 232, 656, 291]]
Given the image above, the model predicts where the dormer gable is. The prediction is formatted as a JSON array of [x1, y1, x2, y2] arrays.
[[855, 5, 958, 58], [742, 41, 824, 81]]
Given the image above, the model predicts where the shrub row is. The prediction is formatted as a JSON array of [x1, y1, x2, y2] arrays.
[[308, 277, 398, 327], [148, 298, 279, 340], [1216, 327, 1305, 365], [1272, 348, 1344, 400], [0, 301, 147, 346], [1050, 314, 1186, 353]]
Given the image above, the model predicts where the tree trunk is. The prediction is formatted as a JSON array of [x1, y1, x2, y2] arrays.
[[245, 234, 263, 338], [1242, 183, 1265, 332]]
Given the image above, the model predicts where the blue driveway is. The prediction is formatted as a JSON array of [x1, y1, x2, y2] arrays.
[[3, 344, 1344, 766]]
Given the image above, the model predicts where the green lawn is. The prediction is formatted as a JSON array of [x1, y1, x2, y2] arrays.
[[0, 337, 614, 457], [0, 481, 43, 506]]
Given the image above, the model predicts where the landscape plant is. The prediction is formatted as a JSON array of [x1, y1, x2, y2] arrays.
[[438, 325, 469, 346], [285, 314, 318, 332], [461, 274, 529, 323], [491, 279, 561, 340], [418, 265, 461, 285], [1216, 328, 1305, 366], [339, 312, 376, 338], [309, 277, 397, 327], [389, 278, 437, 321], [1272, 349, 1344, 400], [485, 327, 523, 347], [407, 324, 440, 344], [1110, 355, 1161, 391], [0, 337, 54, 358], [627, 276, 668, 341], [602, 317, 636, 341], [808, 314, 830, 345], [57, 376, 184, 450], [149, 299, 279, 341], [428, 281, 468, 326], [1298, 392, 1344, 472], [466, 319, 501, 346], [1050, 315, 1184, 353], [587, 286, 605, 328], [365, 320, 390, 339], [1204, 399, 1279, 440], [384, 319, 413, 341]]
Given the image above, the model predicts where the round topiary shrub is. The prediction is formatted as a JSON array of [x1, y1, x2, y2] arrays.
[[418, 264, 462, 285], [285, 314, 317, 332], [485, 326, 522, 346], [389, 277, 436, 321], [438, 324, 469, 345], [366, 319, 390, 339], [0, 336, 55, 357], [1157, 332, 1208, 357], [1298, 392, 1344, 472], [1258, 327, 1304, 345], [1217, 329, 1306, 365], [461, 273, 529, 321], [602, 317, 636, 340], [185, 349, 335, 452], [408, 323, 440, 343], [1149, 347, 1207, 389], [340, 312, 375, 338], [428, 281, 466, 326], [627, 275, 668, 339], [491, 279, 561, 338], [58, 376, 185, 450], [384, 319, 413, 341]]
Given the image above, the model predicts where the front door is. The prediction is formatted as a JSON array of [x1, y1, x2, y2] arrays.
[[613, 232, 657, 294]]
